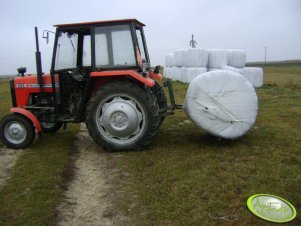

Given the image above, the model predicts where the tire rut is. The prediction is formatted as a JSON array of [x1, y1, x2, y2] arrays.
[[0, 148, 23, 188], [57, 124, 127, 226]]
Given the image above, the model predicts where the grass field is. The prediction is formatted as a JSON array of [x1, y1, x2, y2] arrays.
[[115, 65, 301, 225], [0, 65, 300, 225], [0, 79, 79, 225]]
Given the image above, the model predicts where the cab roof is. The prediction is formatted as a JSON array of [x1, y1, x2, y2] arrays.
[[54, 18, 145, 28]]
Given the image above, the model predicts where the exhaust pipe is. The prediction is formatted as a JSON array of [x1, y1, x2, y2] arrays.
[[35, 27, 43, 92]]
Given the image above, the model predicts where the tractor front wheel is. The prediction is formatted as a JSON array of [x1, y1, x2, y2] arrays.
[[0, 114, 35, 149], [85, 80, 160, 151]]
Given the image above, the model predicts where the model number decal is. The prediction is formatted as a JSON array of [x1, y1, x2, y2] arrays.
[[16, 84, 27, 88], [16, 83, 60, 88]]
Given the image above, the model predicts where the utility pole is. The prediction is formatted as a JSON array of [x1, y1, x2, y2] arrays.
[[264, 46, 268, 64], [190, 34, 197, 48]]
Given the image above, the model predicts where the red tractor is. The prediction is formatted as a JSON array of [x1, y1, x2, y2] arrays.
[[0, 19, 179, 151]]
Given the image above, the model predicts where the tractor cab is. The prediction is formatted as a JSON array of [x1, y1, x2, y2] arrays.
[[0, 19, 171, 151], [53, 19, 149, 73], [50, 19, 156, 121]]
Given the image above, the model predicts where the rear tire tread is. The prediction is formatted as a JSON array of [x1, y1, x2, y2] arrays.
[[85, 80, 160, 151]]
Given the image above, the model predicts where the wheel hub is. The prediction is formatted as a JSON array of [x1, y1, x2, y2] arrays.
[[97, 96, 144, 141], [111, 112, 128, 129], [4, 121, 27, 144]]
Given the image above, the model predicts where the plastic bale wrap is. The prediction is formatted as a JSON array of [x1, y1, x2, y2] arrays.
[[171, 67, 182, 81], [208, 68, 220, 72], [185, 48, 208, 67], [221, 65, 243, 74], [187, 67, 208, 83], [208, 49, 228, 69], [165, 53, 175, 67], [241, 67, 263, 88], [175, 49, 188, 67], [164, 67, 171, 79], [227, 49, 246, 68], [165, 67, 173, 80], [180, 67, 189, 83], [184, 70, 258, 139]]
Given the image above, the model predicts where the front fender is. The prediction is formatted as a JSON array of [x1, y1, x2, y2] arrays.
[[10, 107, 42, 133]]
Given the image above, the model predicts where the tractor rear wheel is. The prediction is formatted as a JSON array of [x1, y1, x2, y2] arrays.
[[0, 114, 35, 149], [151, 81, 167, 124], [85, 80, 160, 151]]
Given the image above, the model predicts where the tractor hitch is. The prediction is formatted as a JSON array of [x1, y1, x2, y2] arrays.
[[163, 79, 182, 116]]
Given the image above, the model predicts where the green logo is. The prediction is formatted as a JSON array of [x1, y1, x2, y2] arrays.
[[247, 194, 297, 223]]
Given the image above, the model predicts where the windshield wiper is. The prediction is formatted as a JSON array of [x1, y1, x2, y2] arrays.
[[69, 38, 75, 51]]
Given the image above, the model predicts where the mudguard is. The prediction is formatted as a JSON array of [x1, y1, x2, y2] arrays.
[[90, 70, 155, 87], [149, 71, 163, 80], [10, 107, 42, 133]]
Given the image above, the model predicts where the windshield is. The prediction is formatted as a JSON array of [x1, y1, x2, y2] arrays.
[[95, 25, 136, 67], [55, 31, 78, 70]]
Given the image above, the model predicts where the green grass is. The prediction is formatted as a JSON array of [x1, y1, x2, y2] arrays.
[[0, 65, 300, 225], [115, 65, 301, 225], [0, 79, 79, 226]]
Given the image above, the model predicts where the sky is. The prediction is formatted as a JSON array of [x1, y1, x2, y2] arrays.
[[0, 0, 300, 75]]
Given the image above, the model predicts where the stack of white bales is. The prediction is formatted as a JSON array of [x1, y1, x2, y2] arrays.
[[218, 49, 263, 88], [208, 49, 229, 71], [164, 48, 208, 83], [165, 48, 262, 139], [165, 49, 264, 88]]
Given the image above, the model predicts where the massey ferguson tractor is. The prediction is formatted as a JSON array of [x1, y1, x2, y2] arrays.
[[0, 19, 179, 151]]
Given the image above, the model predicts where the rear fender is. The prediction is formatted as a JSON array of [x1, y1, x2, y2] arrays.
[[90, 70, 155, 87], [10, 107, 42, 133], [149, 71, 163, 80]]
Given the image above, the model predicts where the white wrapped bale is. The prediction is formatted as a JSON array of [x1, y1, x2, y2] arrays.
[[227, 49, 246, 68], [184, 70, 258, 139], [187, 67, 207, 83], [163, 67, 168, 78], [165, 53, 175, 67], [164, 67, 171, 79], [185, 48, 208, 67], [165, 67, 173, 79], [175, 49, 188, 67], [221, 65, 243, 74], [171, 67, 182, 81], [241, 67, 263, 88], [208, 68, 220, 72], [180, 67, 189, 83], [208, 49, 228, 68]]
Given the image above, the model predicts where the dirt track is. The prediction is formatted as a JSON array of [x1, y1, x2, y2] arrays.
[[57, 124, 127, 226]]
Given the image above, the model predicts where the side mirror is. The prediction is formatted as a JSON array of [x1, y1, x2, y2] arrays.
[[42, 31, 49, 44], [42, 30, 56, 44]]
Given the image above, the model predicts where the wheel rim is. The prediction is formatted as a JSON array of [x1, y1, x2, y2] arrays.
[[96, 95, 145, 144], [4, 121, 27, 145]]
